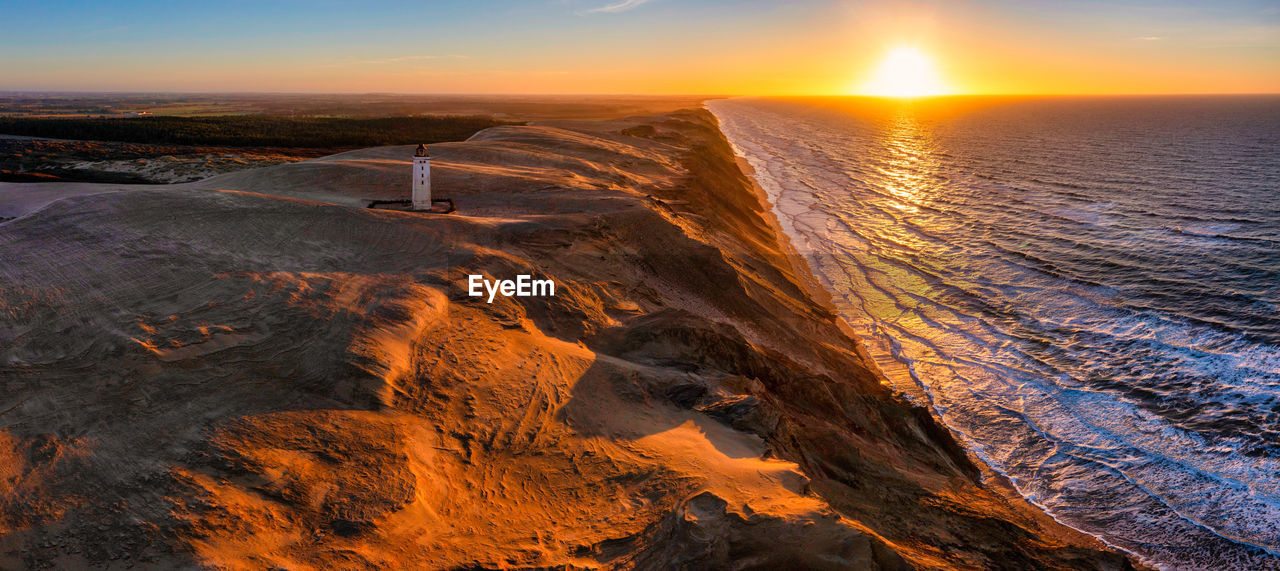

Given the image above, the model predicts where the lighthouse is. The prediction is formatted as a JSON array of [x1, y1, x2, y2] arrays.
[[412, 143, 431, 211]]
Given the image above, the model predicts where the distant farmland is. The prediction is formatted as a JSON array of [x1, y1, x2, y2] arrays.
[[0, 115, 517, 149]]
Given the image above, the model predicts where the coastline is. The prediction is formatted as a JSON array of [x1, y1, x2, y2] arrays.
[[705, 105, 1145, 568], [727, 133, 902, 391], [706, 96, 1280, 570], [0, 108, 1137, 569]]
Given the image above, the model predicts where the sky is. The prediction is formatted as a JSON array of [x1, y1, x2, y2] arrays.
[[0, 0, 1277, 95]]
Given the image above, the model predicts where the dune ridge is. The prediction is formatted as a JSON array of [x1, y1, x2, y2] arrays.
[[0, 110, 1135, 569]]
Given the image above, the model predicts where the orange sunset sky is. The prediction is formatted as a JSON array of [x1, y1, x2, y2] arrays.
[[2, 0, 1277, 95]]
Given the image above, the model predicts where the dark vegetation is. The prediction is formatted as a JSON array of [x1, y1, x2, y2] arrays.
[[0, 115, 516, 149], [0, 92, 713, 121]]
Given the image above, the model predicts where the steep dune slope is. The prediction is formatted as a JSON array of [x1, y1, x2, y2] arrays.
[[0, 111, 1134, 569]]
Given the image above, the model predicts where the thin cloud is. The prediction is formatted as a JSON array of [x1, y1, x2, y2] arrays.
[[585, 0, 652, 14], [320, 55, 470, 68], [363, 55, 470, 64], [1134, 36, 1164, 41]]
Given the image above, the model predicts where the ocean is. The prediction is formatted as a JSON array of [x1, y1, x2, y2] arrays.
[[708, 96, 1280, 569]]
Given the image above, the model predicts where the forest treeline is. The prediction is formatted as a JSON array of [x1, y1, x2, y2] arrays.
[[0, 115, 516, 148]]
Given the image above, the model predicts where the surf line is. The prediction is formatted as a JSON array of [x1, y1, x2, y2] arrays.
[[468, 274, 556, 303]]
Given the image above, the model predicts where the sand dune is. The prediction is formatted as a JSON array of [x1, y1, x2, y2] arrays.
[[0, 111, 1135, 569]]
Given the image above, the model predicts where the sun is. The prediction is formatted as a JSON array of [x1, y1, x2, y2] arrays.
[[858, 45, 951, 98]]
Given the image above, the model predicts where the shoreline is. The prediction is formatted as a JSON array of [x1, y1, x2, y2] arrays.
[[726, 129, 904, 391], [705, 104, 1146, 568], [703, 96, 1280, 568]]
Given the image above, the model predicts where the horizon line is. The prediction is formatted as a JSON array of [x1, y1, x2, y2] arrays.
[[1, 90, 1278, 99]]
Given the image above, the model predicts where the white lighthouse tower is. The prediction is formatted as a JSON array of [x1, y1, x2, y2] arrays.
[[412, 143, 431, 211]]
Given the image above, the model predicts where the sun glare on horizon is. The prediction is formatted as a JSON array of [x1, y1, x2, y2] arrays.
[[858, 46, 952, 98]]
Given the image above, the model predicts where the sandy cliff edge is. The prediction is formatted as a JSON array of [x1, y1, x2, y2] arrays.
[[0, 109, 1138, 569]]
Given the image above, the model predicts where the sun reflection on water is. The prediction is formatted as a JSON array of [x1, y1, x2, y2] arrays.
[[875, 109, 941, 214]]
